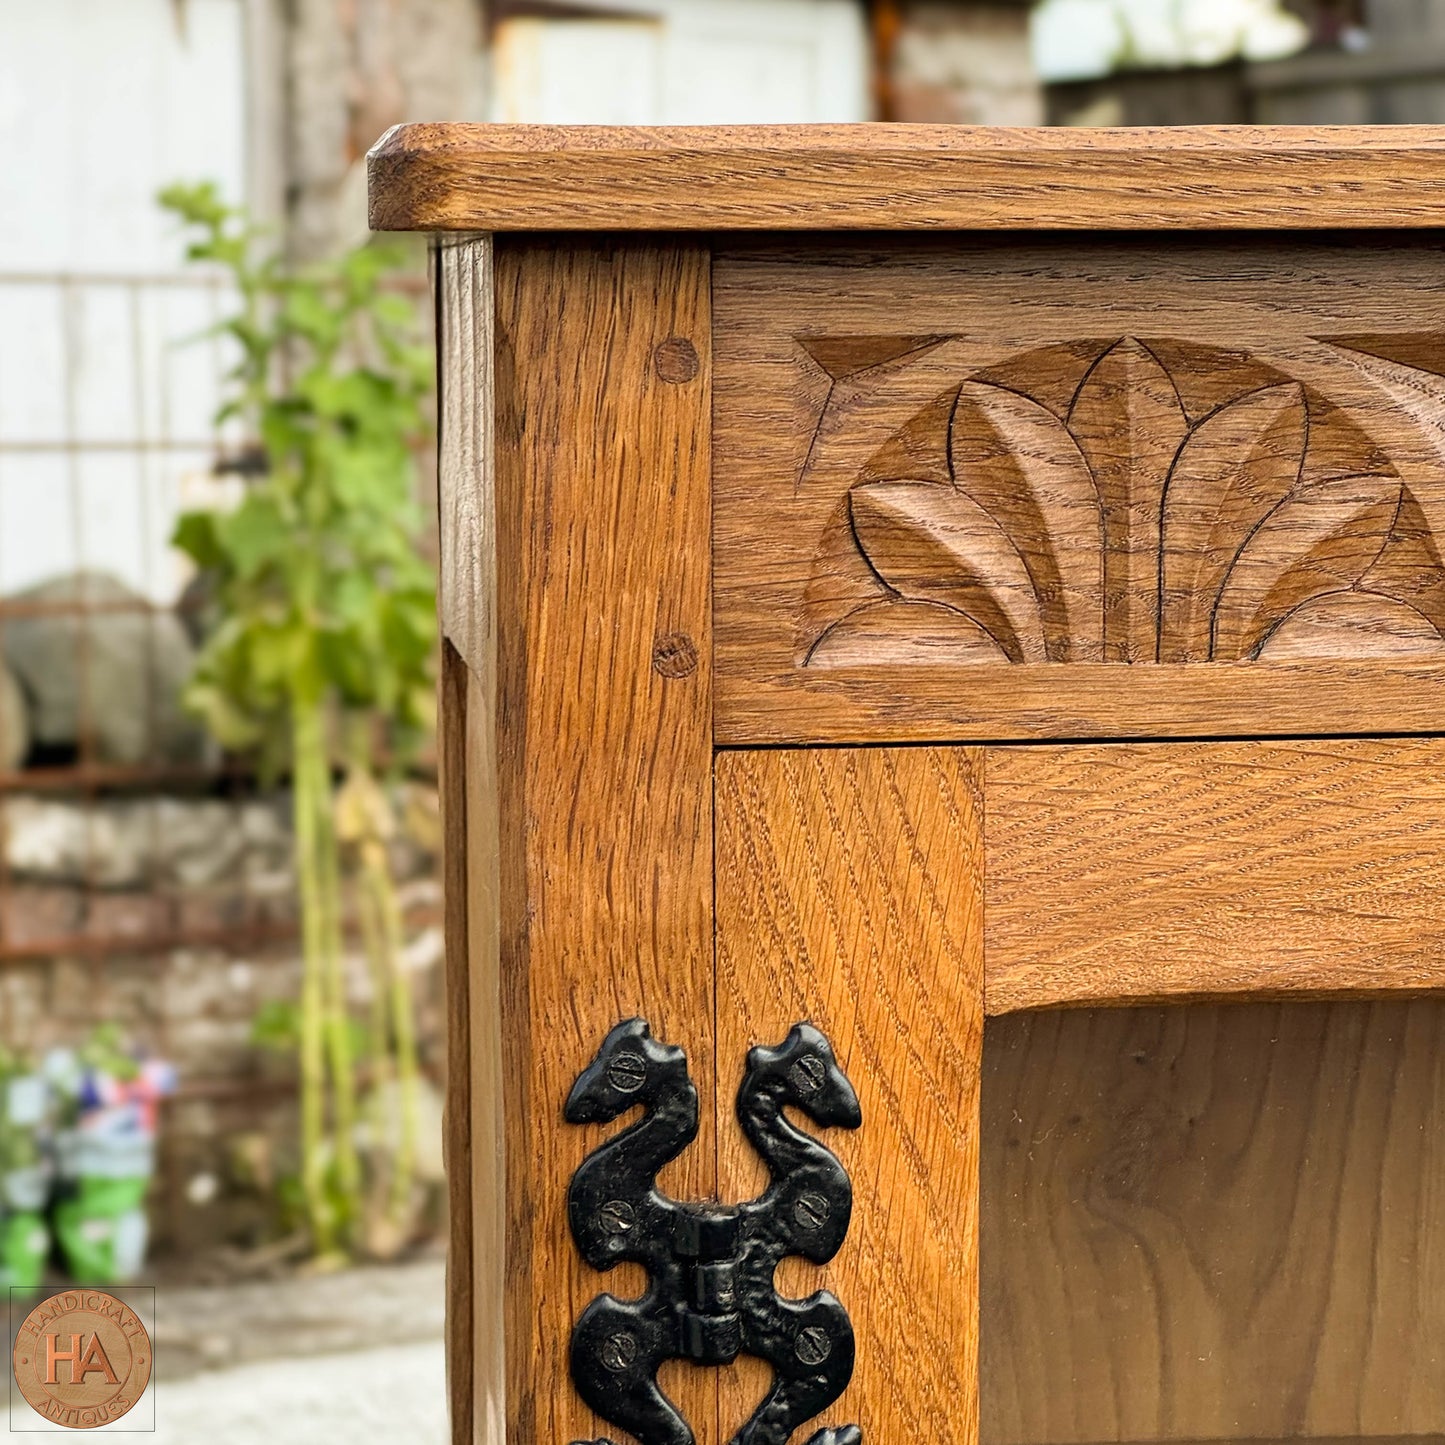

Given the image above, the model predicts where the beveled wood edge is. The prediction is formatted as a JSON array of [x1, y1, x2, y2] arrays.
[[434, 239, 503, 1445], [983, 980, 1445, 1017], [370, 122, 1445, 233]]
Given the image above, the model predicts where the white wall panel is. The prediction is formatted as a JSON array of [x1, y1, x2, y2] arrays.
[[0, 0, 247, 601]]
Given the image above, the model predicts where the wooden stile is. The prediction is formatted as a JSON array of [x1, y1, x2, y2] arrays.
[[437, 235, 715, 1442], [714, 747, 984, 1445]]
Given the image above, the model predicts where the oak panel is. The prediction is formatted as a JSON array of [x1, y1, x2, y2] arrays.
[[982, 1001, 1445, 1444], [371, 123, 1445, 233], [715, 747, 984, 1445], [480, 238, 714, 1442], [985, 739, 1445, 1013], [438, 639, 485, 1444], [713, 239, 1445, 743]]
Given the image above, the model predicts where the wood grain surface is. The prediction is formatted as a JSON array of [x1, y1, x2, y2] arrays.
[[984, 739, 1445, 1013], [370, 123, 1445, 233], [715, 747, 984, 1445], [453, 237, 715, 1442], [713, 238, 1445, 742], [982, 1000, 1445, 1443], [436, 237, 499, 1445]]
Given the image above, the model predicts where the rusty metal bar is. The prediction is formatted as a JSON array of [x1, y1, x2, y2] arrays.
[[0, 762, 236, 790], [0, 270, 426, 291], [0, 597, 204, 619], [0, 905, 442, 966]]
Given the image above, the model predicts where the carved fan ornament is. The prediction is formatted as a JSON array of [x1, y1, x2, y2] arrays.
[[803, 337, 1445, 668]]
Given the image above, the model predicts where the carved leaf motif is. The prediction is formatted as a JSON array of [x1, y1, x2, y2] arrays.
[[860, 388, 958, 487], [806, 338, 1445, 671], [808, 598, 1009, 667], [848, 480, 1043, 661], [1361, 487, 1445, 635], [1068, 339, 1189, 662], [1214, 473, 1404, 660], [1160, 383, 1307, 662], [796, 340, 977, 503], [949, 383, 1103, 661], [1260, 592, 1445, 658]]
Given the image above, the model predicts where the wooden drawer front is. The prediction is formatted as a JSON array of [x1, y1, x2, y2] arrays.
[[714, 237, 1445, 743]]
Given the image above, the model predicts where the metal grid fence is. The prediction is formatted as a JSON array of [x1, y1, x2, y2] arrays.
[[0, 267, 435, 966]]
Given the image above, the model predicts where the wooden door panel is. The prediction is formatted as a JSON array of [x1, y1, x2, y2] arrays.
[[708, 736, 1445, 1445], [981, 999, 1445, 1445], [713, 238, 1445, 744], [984, 739, 1445, 1013], [714, 747, 985, 1445]]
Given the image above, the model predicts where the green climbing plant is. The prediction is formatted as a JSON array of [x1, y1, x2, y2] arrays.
[[160, 182, 434, 1259]]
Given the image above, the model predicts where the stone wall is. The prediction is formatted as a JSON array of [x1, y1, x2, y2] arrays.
[[887, 1, 1044, 125], [273, 0, 487, 259]]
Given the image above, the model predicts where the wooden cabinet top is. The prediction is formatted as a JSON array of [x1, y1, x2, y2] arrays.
[[368, 122, 1445, 233]]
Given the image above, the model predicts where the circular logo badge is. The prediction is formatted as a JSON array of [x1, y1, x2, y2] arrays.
[[11, 1290, 151, 1430]]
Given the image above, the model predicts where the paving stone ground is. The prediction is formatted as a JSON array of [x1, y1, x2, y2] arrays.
[[6, 1341, 446, 1442], [5, 1254, 447, 1441], [149, 1251, 446, 1381], [153, 1339, 447, 1442]]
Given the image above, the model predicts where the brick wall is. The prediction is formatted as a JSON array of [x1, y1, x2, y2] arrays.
[[0, 787, 445, 1257]]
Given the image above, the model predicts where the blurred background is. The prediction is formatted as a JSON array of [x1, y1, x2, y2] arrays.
[[0, 0, 1433, 1438]]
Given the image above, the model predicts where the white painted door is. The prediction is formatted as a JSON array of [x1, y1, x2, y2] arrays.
[[490, 0, 871, 125]]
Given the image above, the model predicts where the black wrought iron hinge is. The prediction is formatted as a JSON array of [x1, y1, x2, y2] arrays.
[[566, 1017, 863, 1445]]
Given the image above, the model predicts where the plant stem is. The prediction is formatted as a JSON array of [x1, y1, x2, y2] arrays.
[[355, 865, 390, 1078], [290, 703, 331, 1253], [312, 717, 361, 1226], [365, 841, 420, 1221], [344, 720, 420, 1225]]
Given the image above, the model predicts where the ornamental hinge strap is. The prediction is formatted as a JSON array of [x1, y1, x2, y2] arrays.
[[566, 1018, 863, 1445]]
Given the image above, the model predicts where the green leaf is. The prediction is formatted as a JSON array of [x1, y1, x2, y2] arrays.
[[172, 510, 225, 570], [220, 494, 292, 579], [158, 180, 231, 227], [182, 679, 267, 749], [248, 621, 310, 691], [371, 292, 417, 329], [282, 285, 342, 349], [251, 999, 300, 1052], [331, 570, 377, 626], [330, 445, 404, 510]]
